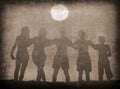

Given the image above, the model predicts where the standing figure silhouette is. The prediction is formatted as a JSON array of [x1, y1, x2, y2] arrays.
[[73, 31, 91, 81], [11, 26, 32, 81], [90, 36, 113, 81], [52, 29, 73, 82], [32, 28, 54, 81]]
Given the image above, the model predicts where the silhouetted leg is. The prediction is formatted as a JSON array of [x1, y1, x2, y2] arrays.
[[98, 63, 104, 81], [40, 67, 46, 82], [105, 62, 113, 80], [85, 70, 90, 81], [78, 69, 83, 82], [52, 67, 60, 82], [19, 60, 28, 81], [34, 60, 42, 81], [37, 69, 42, 81], [14, 60, 21, 80], [63, 69, 70, 82]]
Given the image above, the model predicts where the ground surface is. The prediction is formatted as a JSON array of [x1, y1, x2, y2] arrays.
[[0, 80, 120, 89]]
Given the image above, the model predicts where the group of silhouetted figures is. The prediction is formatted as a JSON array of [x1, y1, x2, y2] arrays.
[[11, 26, 113, 82]]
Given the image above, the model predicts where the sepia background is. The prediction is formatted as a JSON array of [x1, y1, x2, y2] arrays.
[[2, 2, 118, 81]]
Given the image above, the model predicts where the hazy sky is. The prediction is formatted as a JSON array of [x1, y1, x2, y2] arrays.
[[2, 2, 117, 81]]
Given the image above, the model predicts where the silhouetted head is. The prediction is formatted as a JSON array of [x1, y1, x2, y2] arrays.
[[60, 28, 66, 37], [38, 28, 47, 37], [21, 26, 30, 37], [79, 30, 86, 40], [99, 36, 105, 44]]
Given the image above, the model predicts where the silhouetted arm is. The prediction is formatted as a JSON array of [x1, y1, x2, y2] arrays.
[[67, 38, 74, 47], [45, 38, 58, 46], [72, 40, 80, 49], [27, 38, 33, 46], [25, 37, 35, 47], [89, 42, 99, 50], [11, 38, 17, 60], [107, 45, 111, 57], [30, 37, 37, 46]]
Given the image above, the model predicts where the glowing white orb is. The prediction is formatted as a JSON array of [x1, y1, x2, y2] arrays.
[[50, 4, 69, 21]]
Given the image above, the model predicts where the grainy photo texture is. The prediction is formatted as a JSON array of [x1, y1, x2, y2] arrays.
[[0, 0, 120, 89]]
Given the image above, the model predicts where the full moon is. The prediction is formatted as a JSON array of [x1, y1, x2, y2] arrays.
[[50, 4, 69, 21]]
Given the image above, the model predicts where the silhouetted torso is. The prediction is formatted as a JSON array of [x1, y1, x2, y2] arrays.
[[56, 37, 71, 56], [53, 36, 72, 69], [32, 37, 46, 57], [91, 44, 110, 63], [75, 39, 91, 72], [98, 45, 109, 61], [32, 36, 52, 67], [16, 36, 31, 61]]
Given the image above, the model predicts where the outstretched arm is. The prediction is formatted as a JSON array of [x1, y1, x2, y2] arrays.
[[45, 38, 58, 46], [26, 38, 33, 46], [72, 40, 80, 49], [11, 38, 17, 60], [89, 41, 99, 50], [66, 38, 79, 49]]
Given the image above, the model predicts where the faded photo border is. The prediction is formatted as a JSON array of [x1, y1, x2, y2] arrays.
[[0, 0, 120, 89]]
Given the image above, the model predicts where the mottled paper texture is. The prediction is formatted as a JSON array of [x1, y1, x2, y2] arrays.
[[1, 2, 118, 81]]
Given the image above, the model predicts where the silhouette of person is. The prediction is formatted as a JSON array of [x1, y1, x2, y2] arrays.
[[52, 29, 73, 82], [32, 28, 54, 81], [11, 26, 32, 81], [73, 31, 91, 81], [90, 36, 113, 81]]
